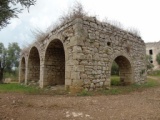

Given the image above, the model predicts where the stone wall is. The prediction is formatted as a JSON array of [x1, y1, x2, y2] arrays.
[[19, 16, 147, 92], [146, 42, 160, 70], [19, 57, 25, 83]]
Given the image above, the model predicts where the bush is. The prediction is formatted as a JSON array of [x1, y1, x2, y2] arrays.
[[111, 76, 120, 86], [111, 61, 119, 75], [31, 2, 87, 44], [103, 19, 141, 38], [59, 2, 87, 23]]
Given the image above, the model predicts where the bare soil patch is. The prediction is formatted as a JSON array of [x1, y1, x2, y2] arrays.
[[1, 85, 160, 120]]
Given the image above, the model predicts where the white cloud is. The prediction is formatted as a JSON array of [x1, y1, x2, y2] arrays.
[[9, 18, 22, 30], [29, 16, 52, 30], [1, 0, 160, 46]]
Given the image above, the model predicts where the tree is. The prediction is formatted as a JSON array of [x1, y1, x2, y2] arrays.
[[0, 43, 6, 83], [156, 53, 160, 65], [0, 42, 21, 83], [0, 0, 36, 30], [111, 61, 119, 75]]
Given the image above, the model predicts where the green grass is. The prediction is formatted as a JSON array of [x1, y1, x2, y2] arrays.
[[102, 77, 160, 95], [0, 83, 68, 95], [111, 76, 120, 86], [0, 77, 159, 96], [148, 70, 160, 76], [82, 77, 160, 96], [0, 83, 41, 94], [4, 72, 18, 82], [77, 89, 92, 96], [140, 78, 159, 87]]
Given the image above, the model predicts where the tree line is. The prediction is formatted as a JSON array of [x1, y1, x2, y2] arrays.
[[0, 0, 36, 82], [0, 42, 21, 83]]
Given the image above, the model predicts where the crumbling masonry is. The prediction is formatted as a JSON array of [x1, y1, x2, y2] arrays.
[[19, 16, 147, 92], [146, 42, 160, 70]]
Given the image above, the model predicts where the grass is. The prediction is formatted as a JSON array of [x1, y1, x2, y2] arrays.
[[0, 83, 68, 95], [148, 70, 160, 76], [0, 83, 41, 94], [102, 77, 160, 95], [77, 89, 92, 96], [0, 77, 159, 96], [111, 76, 120, 86], [77, 77, 160, 96], [4, 72, 18, 82]]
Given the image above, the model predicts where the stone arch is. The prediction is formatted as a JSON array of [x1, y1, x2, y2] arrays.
[[44, 39, 65, 86], [19, 57, 26, 83], [109, 53, 133, 85], [27, 46, 40, 85]]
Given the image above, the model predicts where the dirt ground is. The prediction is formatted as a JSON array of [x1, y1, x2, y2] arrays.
[[1, 81, 160, 120]]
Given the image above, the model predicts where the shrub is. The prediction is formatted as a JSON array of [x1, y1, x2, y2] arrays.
[[59, 1, 87, 23], [111, 61, 119, 75], [103, 18, 141, 38], [111, 76, 120, 86], [31, 2, 87, 44]]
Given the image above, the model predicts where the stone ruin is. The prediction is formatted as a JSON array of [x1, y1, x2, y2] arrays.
[[19, 16, 147, 92], [146, 42, 160, 70]]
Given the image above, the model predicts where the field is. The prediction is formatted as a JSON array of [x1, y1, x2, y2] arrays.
[[0, 76, 160, 120]]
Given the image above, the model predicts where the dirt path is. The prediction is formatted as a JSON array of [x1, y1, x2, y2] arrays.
[[1, 85, 160, 120], [147, 76, 160, 81]]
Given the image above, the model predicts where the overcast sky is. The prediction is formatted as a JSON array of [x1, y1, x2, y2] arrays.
[[1, 0, 160, 47]]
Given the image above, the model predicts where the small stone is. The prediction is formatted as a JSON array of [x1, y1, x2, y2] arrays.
[[90, 83, 95, 88], [90, 22, 97, 29], [100, 82, 104, 87], [89, 33, 96, 40]]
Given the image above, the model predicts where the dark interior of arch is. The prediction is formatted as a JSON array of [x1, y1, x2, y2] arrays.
[[113, 56, 132, 85], [20, 57, 25, 83], [28, 47, 40, 85], [45, 39, 65, 86]]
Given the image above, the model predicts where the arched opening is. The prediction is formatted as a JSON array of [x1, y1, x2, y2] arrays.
[[44, 39, 65, 86], [20, 57, 25, 83], [27, 47, 40, 86], [111, 56, 132, 86]]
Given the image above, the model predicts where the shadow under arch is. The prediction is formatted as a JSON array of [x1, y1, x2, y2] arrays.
[[19, 57, 26, 83], [110, 54, 133, 86], [27, 46, 40, 85], [44, 39, 65, 86]]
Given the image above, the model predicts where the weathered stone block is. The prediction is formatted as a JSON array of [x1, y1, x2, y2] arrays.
[[70, 36, 84, 46], [65, 71, 71, 79], [89, 33, 96, 40], [72, 80, 83, 86], [74, 65, 85, 72], [73, 46, 82, 53], [71, 72, 80, 80], [65, 79, 72, 86], [73, 53, 85, 60]]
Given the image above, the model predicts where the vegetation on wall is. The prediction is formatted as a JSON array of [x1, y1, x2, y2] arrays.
[[31, 2, 87, 44], [103, 18, 141, 38]]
